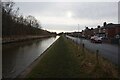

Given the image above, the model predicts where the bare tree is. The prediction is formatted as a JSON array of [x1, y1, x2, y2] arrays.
[[97, 25, 100, 28], [26, 15, 41, 28], [103, 22, 107, 27], [2, 1, 15, 15]]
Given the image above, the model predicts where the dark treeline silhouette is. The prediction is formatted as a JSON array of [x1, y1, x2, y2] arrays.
[[2, 1, 54, 38]]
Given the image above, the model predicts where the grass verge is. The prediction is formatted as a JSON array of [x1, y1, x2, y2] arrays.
[[26, 35, 118, 78]]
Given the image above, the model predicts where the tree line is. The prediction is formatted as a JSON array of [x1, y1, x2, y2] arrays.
[[2, 1, 52, 37]]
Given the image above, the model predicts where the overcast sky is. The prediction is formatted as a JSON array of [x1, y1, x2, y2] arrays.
[[14, 2, 118, 33]]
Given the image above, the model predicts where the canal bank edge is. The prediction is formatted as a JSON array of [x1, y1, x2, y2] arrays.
[[16, 36, 60, 78], [2, 35, 56, 44]]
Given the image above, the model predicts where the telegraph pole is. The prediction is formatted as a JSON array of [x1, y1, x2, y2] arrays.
[[78, 24, 79, 42], [78, 24, 79, 50]]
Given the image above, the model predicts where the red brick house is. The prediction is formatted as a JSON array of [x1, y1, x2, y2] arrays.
[[104, 24, 120, 39], [81, 23, 120, 40]]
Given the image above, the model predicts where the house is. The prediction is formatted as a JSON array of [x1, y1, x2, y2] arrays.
[[82, 27, 94, 39], [104, 23, 120, 39]]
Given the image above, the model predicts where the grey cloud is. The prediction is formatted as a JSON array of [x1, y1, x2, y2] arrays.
[[16, 2, 117, 19], [15, 2, 118, 32]]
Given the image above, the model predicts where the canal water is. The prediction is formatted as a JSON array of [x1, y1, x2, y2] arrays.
[[2, 36, 59, 78]]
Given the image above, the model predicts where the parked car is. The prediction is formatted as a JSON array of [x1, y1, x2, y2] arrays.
[[90, 35, 102, 43]]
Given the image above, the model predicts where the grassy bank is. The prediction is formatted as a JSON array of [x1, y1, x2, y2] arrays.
[[27, 35, 118, 78], [2, 35, 56, 44]]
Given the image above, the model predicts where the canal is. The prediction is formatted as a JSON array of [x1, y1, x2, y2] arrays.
[[2, 36, 59, 78]]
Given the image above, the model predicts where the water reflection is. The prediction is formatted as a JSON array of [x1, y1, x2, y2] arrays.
[[3, 36, 59, 78]]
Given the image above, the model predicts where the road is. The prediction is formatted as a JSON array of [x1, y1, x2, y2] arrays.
[[66, 35, 119, 65]]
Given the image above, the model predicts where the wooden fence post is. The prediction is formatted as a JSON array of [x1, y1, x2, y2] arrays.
[[96, 50, 99, 65], [82, 43, 85, 53]]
